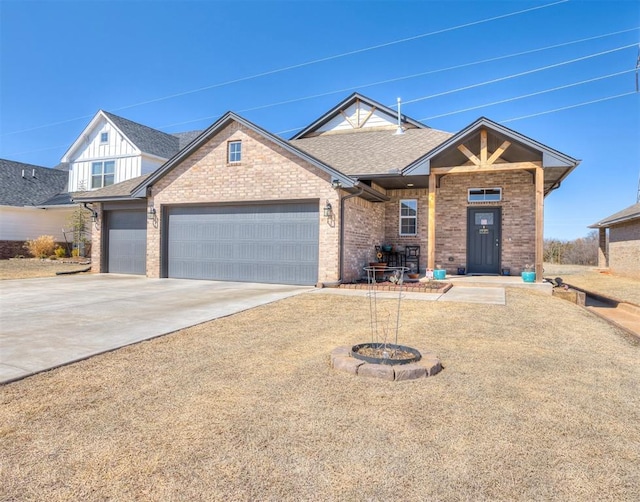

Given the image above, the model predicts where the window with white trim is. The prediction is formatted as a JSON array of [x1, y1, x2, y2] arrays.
[[100, 132, 109, 143], [399, 199, 417, 235], [228, 140, 242, 163], [91, 161, 115, 189], [468, 188, 502, 202]]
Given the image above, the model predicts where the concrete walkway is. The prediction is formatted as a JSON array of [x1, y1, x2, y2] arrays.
[[585, 297, 640, 339], [0, 275, 310, 384]]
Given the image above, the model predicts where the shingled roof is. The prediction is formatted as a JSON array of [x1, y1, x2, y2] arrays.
[[0, 159, 69, 206], [589, 202, 640, 228], [290, 128, 453, 176], [102, 111, 181, 159], [73, 173, 151, 202]]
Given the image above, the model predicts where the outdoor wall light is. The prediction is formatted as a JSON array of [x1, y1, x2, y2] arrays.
[[331, 179, 342, 189], [323, 201, 333, 218], [147, 206, 156, 220], [91, 210, 98, 223]]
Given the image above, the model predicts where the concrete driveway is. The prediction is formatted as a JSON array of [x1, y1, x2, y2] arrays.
[[0, 274, 310, 383]]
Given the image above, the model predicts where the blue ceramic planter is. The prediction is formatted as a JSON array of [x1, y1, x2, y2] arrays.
[[521, 271, 536, 283], [433, 269, 446, 280]]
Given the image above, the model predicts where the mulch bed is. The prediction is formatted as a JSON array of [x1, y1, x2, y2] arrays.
[[339, 280, 452, 293]]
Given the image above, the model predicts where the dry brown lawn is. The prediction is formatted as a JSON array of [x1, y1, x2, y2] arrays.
[[0, 258, 91, 280], [544, 263, 640, 306], [1, 288, 638, 501]]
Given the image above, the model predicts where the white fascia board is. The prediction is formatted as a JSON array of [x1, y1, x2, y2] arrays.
[[61, 111, 105, 162]]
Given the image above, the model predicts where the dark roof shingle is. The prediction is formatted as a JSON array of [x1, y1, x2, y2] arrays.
[[0, 159, 69, 206], [103, 111, 181, 159], [590, 202, 640, 228]]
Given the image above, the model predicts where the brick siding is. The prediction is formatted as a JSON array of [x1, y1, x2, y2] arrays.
[[436, 171, 536, 275], [0, 240, 30, 259], [147, 123, 340, 282], [608, 220, 640, 278], [342, 196, 385, 282], [87, 121, 542, 283]]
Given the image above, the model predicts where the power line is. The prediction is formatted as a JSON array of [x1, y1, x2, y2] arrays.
[[106, 0, 571, 112], [500, 91, 637, 123], [159, 27, 639, 130], [419, 68, 637, 121], [2, 0, 569, 137], [400, 43, 637, 106]]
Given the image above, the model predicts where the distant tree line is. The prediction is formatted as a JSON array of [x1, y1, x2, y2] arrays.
[[544, 231, 598, 265]]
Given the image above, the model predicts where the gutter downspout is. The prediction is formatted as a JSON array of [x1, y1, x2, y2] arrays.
[[338, 185, 364, 283]]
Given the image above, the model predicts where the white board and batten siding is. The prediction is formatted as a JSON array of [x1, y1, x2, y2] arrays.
[[67, 117, 141, 192], [316, 102, 398, 134]]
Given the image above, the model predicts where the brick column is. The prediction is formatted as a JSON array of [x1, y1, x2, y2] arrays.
[[597, 227, 608, 268]]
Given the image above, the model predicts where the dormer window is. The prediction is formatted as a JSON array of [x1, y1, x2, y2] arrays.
[[228, 141, 242, 163], [100, 132, 109, 143]]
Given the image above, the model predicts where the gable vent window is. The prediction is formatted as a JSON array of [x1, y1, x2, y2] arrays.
[[228, 140, 242, 163], [91, 161, 115, 189], [468, 188, 502, 203], [399, 199, 418, 236], [100, 132, 109, 143]]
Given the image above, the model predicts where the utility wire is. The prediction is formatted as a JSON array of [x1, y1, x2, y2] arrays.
[[419, 68, 637, 121], [106, 0, 570, 112], [159, 27, 639, 130], [400, 43, 638, 106], [3, 0, 569, 136], [276, 44, 637, 134], [500, 91, 637, 123]]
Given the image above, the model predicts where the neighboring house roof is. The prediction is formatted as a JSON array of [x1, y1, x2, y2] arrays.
[[53, 162, 70, 171], [102, 111, 181, 159], [172, 130, 203, 149], [291, 128, 453, 176], [589, 202, 640, 228], [62, 110, 199, 164], [0, 159, 69, 206], [73, 173, 151, 202], [39, 192, 75, 206]]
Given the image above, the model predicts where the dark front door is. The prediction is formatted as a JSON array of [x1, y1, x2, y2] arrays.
[[467, 207, 501, 274]]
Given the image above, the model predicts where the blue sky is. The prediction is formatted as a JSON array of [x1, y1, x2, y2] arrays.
[[1, 0, 638, 240]]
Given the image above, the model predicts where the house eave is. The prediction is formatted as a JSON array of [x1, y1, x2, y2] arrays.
[[72, 194, 145, 203]]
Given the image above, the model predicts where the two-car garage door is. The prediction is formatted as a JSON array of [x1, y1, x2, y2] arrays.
[[166, 202, 319, 285]]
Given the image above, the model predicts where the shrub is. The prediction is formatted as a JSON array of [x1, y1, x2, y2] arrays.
[[54, 246, 67, 258], [24, 235, 56, 259], [72, 248, 80, 257]]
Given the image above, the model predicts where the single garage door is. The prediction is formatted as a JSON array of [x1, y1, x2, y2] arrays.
[[106, 210, 147, 275], [167, 202, 319, 285]]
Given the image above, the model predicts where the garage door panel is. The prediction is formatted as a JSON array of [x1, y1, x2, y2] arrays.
[[107, 210, 147, 275], [167, 203, 319, 285]]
